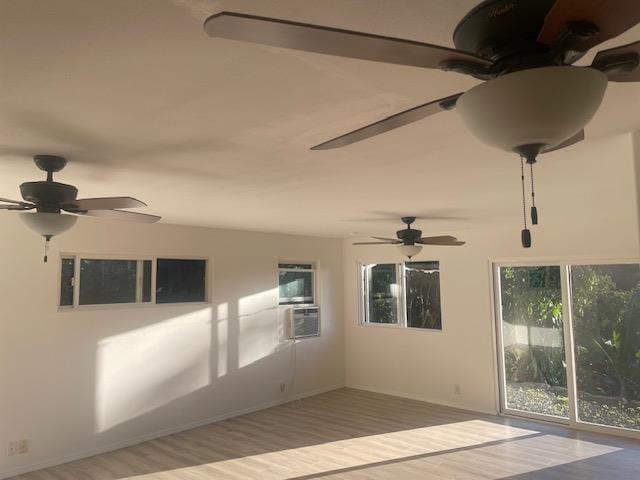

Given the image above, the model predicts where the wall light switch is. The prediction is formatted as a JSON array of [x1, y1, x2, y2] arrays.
[[18, 439, 29, 454], [8, 441, 18, 456]]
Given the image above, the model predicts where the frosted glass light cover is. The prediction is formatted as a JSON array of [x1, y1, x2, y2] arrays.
[[19, 212, 77, 237], [397, 244, 422, 259], [456, 66, 607, 153]]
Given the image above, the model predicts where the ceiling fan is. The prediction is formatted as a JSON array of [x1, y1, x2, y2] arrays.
[[204, 0, 639, 153], [1, 155, 160, 262], [354, 217, 466, 259], [204, 0, 640, 247]]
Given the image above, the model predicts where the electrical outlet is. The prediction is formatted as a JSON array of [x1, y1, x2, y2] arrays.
[[279, 382, 286, 393], [18, 440, 29, 454], [454, 384, 462, 395], [8, 441, 18, 456]]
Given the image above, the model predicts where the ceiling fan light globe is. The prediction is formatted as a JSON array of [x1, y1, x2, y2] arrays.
[[397, 244, 422, 259], [19, 212, 77, 238], [456, 66, 607, 154]]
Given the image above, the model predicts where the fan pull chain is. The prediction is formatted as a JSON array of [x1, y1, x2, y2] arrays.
[[530, 162, 538, 225], [520, 156, 531, 248], [43, 235, 51, 263]]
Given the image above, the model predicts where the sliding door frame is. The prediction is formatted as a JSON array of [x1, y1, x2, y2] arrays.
[[491, 257, 640, 440]]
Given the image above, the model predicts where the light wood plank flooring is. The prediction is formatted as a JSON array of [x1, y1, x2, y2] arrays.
[[12, 388, 640, 479]]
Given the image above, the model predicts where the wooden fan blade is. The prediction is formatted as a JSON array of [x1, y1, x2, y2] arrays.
[[418, 235, 466, 246], [64, 197, 146, 211], [0, 204, 33, 210], [77, 209, 160, 223], [311, 93, 463, 150], [0, 197, 29, 205], [353, 241, 398, 245], [372, 236, 401, 243], [421, 239, 466, 246], [543, 129, 585, 153], [592, 40, 640, 82], [537, 0, 640, 51], [204, 12, 490, 70], [418, 235, 457, 242]]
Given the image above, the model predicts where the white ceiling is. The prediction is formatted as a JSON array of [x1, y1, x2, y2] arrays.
[[1, 0, 639, 237]]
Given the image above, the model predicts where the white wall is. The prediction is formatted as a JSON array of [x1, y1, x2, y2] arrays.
[[0, 217, 344, 478], [2, 133, 640, 478], [343, 133, 640, 414]]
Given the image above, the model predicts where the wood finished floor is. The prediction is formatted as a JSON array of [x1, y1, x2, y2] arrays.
[[11, 388, 640, 479]]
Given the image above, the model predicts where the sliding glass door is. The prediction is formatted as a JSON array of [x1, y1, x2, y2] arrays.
[[570, 264, 640, 431], [495, 262, 640, 435], [496, 266, 569, 421]]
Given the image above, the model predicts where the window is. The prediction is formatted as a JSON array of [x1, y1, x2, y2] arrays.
[[156, 259, 206, 304], [405, 261, 442, 330], [59, 255, 208, 307], [361, 261, 442, 330], [363, 264, 400, 324], [279, 262, 316, 305], [79, 259, 138, 305], [494, 261, 640, 433], [59, 257, 75, 306]]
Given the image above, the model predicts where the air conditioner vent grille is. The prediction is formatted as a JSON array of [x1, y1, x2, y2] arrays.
[[290, 306, 320, 339]]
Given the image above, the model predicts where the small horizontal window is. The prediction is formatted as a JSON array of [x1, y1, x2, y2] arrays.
[[279, 262, 316, 305], [59, 256, 208, 308], [156, 259, 207, 304], [79, 259, 137, 305]]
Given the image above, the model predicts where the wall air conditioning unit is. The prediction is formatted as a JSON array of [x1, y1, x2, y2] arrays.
[[289, 306, 320, 339]]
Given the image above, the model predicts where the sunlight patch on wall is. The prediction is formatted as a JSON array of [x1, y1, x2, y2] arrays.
[[95, 308, 212, 433], [217, 302, 228, 378], [238, 288, 280, 369]]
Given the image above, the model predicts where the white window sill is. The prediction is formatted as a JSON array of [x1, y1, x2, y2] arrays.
[[359, 322, 443, 333], [58, 301, 212, 312]]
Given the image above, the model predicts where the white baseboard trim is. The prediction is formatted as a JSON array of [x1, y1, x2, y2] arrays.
[[1, 383, 343, 480], [346, 383, 498, 416]]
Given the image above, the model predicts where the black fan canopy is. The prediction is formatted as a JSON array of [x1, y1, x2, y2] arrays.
[[1, 155, 160, 261]]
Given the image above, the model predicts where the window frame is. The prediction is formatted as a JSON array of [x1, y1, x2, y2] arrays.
[[358, 261, 442, 331], [58, 253, 209, 310], [278, 261, 318, 306]]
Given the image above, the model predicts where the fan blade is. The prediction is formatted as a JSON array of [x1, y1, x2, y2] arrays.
[[204, 12, 491, 70], [64, 197, 147, 211], [353, 241, 398, 245], [0, 204, 33, 210], [0, 197, 35, 210], [418, 235, 458, 243], [592, 40, 640, 82], [311, 93, 463, 150], [537, 0, 640, 51], [0, 197, 26, 205], [76, 209, 160, 223], [419, 237, 466, 246], [372, 236, 402, 243], [543, 129, 585, 153]]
